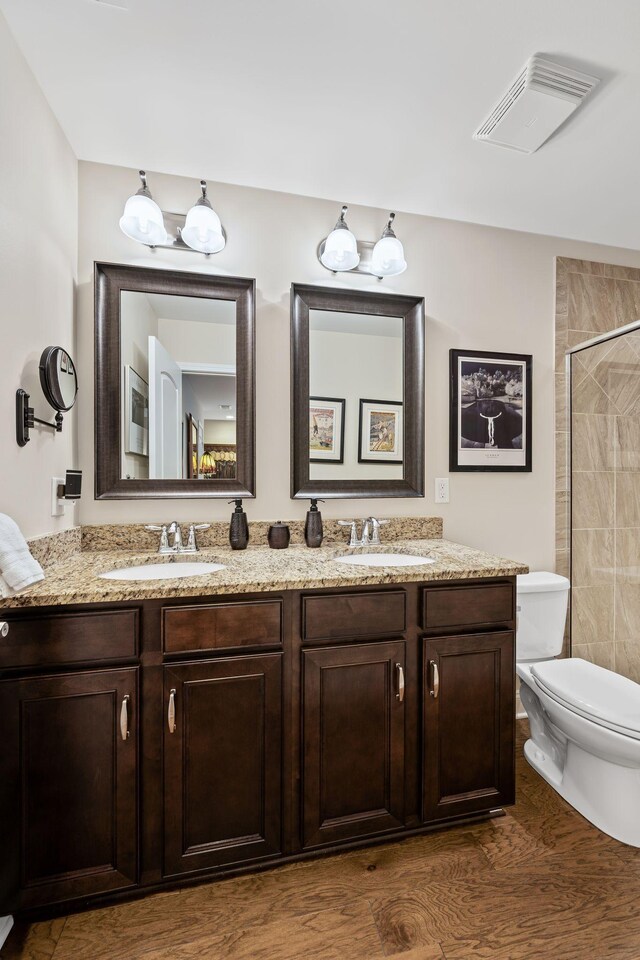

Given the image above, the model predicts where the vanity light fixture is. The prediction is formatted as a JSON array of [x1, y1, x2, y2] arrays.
[[181, 181, 226, 254], [319, 206, 360, 272], [119, 172, 227, 256], [370, 213, 407, 277], [317, 207, 408, 279], [119, 171, 168, 246]]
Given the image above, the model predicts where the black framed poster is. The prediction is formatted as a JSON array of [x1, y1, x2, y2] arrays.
[[449, 349, 532, 472]]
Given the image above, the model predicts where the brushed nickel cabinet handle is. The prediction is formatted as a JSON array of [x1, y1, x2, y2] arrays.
[[168, 688, 176, 734], [120, 695, 130, 741], [430, 660, 440, 698], [0, 622, 8, 639], [396, 663, 405, 702]]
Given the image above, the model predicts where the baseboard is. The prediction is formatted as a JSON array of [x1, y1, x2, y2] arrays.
[[0, 916, 14, 949], [515, 684, 526, 720]]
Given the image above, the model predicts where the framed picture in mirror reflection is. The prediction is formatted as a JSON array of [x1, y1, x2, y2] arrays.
[[358, 399, 403, 464], [309, 397, 345, 463], [124, 365, 149, 457]]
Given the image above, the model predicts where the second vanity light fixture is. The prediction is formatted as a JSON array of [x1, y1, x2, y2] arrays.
[[318, 205, 407, 279], [119, 171, 226, 255]]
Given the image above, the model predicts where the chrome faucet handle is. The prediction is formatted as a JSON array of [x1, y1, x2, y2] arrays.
[[185, 523, 211, 552], [145, 524, 170, 553], [338, 520, 359, 547], [359, 519, 371, 546], [369, 517, 389, 546]]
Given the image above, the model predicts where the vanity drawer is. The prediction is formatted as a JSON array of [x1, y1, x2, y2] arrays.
[[302, 591, 406, 643], [0, 609, 139, 670], [163, 600, 283, 654], [421, 582, 514, 632]]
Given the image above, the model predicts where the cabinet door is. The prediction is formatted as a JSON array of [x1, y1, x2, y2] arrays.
[[302, 641, 405, 848], [163, 654, 282, 877], [423, 632, 514, 822], [0, 668, 138, 912]]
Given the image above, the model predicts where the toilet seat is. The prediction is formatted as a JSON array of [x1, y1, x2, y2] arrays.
[[531, 658, 640, 740]]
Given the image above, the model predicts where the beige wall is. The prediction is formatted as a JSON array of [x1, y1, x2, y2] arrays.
[[120, 291, 157, 480], [76, 161, 640, 570], [0, 12, 77, 539]]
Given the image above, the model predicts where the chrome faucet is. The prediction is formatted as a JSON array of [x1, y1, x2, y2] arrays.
[[338, 519, 371, 548], [338, 518, 389, 548], [168, 521, 184, 552], [145, 522, 210, 555]]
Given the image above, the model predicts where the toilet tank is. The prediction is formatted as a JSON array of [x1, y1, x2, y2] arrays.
[[516, 572, 570, 661]]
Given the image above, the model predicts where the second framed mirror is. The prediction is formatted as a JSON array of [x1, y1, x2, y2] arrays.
[[291, 284, 425, 499]]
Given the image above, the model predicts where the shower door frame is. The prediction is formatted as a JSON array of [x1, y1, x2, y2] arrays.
[[565, 317, 640, 654]]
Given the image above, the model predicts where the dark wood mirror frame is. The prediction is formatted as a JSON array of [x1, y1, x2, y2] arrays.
[[291, 284, 425, 499], [95, 262, 256, 500]]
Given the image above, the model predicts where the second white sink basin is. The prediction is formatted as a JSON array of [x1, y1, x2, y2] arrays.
[[334, 553, 435, 568], [100, 562, 226, 582]]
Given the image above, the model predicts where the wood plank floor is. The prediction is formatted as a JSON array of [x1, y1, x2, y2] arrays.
[[4, 720, 640, 960]]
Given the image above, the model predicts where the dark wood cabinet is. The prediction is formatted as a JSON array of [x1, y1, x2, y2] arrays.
[[163, 653, 282, 877], [0, 576, 517, 916], [0, 667, 138, 911], [422, 632, 515, 822], [302, 640, 406, 848]]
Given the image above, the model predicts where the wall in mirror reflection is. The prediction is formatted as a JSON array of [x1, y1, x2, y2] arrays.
[[308, 311, 404, 481], [120, 291, 237, 480]]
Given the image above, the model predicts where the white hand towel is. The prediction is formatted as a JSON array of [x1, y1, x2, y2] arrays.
[[0, 514, 44, 593], [0, 575, 16, 598]]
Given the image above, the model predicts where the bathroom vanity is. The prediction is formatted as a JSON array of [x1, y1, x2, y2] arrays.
[[0, 534, 525, 916]]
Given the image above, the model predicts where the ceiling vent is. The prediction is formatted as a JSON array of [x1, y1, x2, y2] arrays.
[[473, 56, 600, 154]]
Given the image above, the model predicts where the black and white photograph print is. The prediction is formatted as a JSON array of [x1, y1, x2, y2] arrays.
[[449, 350, 532, 472]]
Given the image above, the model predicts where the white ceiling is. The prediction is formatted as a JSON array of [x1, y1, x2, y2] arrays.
[[183, 373, 235, 420], [310, 311, 403, 338], [3, 0, 640, 248], [145, 294, 236, 325]]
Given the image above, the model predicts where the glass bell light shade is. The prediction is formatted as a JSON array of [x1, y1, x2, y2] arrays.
[[370, 214, 407, 277], [119, 172, 167, 246], [320, 206, 360, 272], [181, 181, 225, 254]]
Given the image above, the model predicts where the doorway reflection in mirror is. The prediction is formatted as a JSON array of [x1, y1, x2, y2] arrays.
[[120, 291, 236, 480]]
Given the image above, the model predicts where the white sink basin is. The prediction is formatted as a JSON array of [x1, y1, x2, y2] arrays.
[[100, 562, 226, 582], [333, 553, 435, 568]]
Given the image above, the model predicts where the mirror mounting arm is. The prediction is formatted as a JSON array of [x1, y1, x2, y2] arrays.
[[16, 389, 64, 446]]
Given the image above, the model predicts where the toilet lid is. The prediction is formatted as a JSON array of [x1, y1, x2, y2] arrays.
[[531, 658, 640, 738]]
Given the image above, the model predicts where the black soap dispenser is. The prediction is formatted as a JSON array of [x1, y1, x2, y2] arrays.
[[229, 499, 249, 550], [304, 498, 324, 548]]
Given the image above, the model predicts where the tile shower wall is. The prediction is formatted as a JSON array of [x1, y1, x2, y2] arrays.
[[556, 258, 640, 677]]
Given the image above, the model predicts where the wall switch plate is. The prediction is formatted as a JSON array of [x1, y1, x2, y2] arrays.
[[51, 477, 65, 517], [435, 477, 450, 503]]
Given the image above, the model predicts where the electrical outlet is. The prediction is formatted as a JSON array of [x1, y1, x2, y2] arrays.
[[51, 477, 65, 517], [435, 477, 449, 503]]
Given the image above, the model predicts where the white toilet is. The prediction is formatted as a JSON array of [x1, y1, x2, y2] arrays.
[[517, 571, 640, 846]]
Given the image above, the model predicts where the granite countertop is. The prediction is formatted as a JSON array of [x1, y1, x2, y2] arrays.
[[0, 539, 528, 609]]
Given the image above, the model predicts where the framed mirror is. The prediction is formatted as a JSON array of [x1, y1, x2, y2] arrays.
[[95, 263, 255, 499], [291, 284, 425, 499]]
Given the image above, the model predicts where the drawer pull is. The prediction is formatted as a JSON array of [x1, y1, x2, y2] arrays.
[[168, 688, 176, 734], [430, 660, 440, 698], [396, 663, 405, 702], [0, 622, 8, 638], [120, 695, 130, 741]]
